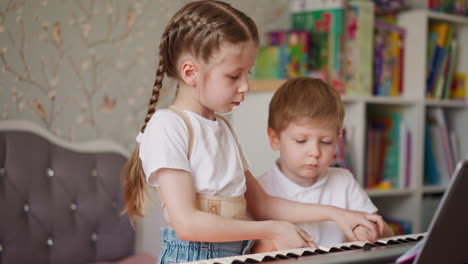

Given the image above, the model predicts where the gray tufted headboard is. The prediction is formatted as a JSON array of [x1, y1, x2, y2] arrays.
[[0, 120, 135, 264]]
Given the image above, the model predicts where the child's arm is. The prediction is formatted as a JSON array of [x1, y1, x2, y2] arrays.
[[244, 170, 384, 242], [156, 168, 315, 249]]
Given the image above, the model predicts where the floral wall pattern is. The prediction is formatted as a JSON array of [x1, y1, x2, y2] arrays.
[[0, 0, 288, 150]]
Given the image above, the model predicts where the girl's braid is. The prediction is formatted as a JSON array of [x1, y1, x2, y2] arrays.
[[140, 13, 221, 133]]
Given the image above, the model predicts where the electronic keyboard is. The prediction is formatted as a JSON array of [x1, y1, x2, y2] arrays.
[[181, 232, 426, 264]]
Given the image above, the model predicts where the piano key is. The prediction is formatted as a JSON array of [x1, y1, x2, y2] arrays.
[[180, 232, 427, 264], [273, 254, 290, 260], [243, 258, 260, 263], [328, 247, 344, 253], [285, 253, 300, 258], [338, 246, 353, 251], [300, 250, 316, 256]]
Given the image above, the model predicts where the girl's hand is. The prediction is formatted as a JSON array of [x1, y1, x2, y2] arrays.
[[353, 225, 375, 243], [333, 208, 384, 242], [270, 221, 317, 250]]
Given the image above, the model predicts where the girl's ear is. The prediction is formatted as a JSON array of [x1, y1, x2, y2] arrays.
[[180, 60, 198, 87], [267, 128, 280, 151]]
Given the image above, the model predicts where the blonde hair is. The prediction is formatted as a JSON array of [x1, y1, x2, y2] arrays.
[[122, 0, 259, 221], [268, 77, 344, 135]]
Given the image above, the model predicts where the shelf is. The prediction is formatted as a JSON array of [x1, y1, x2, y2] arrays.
[[425, 99, 467, 108], [366, 189, 416, 198], [250, 80, 416, 105], [361, 96, 416, 105], [423, 185, 446, 194], [249, 80, 285, 92], [427, 11, 468, 24]]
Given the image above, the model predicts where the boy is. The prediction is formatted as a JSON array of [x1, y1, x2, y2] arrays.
[[255, 77, 393, 251]]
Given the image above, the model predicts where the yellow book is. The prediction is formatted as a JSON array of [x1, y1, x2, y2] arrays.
[[430, 22, 449, 47], [390, 31, 401, 97]]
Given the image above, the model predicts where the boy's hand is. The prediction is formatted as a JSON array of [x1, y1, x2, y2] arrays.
[[270, 221, 317, 250], [333, 208, 384, 242], [353, 225, 376, 243]]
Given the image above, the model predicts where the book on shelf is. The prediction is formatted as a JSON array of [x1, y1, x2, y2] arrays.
[[373, 20, 405, 97], [425, 22, 464, 100], [366, 109, 411, 189], [344, 0, 375, 95], [290, 0, 346, 92], [385, 217, 412, 235], [255, 30, 311, 80], [331, 127, 354, 173], [450, 73, 466, 100], [424, 107, 457, 185], [424, 124, 441, 185], [254, 46, 287, 79], [415, 0, 468, 16]]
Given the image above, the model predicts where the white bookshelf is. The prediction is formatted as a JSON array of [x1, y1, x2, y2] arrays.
[[231, 10, 468, 234]]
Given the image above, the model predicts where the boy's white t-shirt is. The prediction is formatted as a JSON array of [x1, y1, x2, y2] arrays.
[[258, 160, 377, 246], [136, 109, 250, 197]]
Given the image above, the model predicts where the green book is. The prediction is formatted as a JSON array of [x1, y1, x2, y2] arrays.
[[344, 0, 374, 95], [290, 0, 346, 91]]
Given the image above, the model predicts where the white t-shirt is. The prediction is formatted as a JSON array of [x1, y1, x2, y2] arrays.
[[258, 160, 377, 246], [136, 109, 250, 197]]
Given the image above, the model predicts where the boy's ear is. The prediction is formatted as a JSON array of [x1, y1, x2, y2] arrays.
[[179, 60, 198, 87], [267, 128, 280, 151]]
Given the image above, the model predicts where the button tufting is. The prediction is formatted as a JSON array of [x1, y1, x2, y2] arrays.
[[91, 169, 98, 177], [70, 203, 77, 211], [24, 203, 30, 212], [46, 237, 53, 247], [0, 168, 5, 176], [91, 232, 98, 242], [209, 205, 218, 214], [46, 168, 54, 177]]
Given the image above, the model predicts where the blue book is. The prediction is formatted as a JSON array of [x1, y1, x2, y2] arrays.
[[424, 124, 440, 185]]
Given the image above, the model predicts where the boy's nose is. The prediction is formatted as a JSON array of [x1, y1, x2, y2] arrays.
[[308, 145, 320, 157]]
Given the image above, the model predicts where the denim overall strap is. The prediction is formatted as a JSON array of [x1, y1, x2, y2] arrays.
[[157, 228, 253, 264]]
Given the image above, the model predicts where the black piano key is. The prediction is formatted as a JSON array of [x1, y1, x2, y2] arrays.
[[339, 246, 354, 250], [397, 239, 410, 243], [301, 250, 316, 256], [405, 237, 418, 242], [261, 256, 279, 262], [363, 244, 372, 251], [416, 236, 424, 240], [374, 241, 386, 246], [350, 245, 363, 249], [386, 240, 403, 245], [286, 253, 300, 258], [314, 249, 328, 254], [328, 247, 344, 253], [274, 254, 290, 260], [232, 260, 245, 264], [244, 258, 260, 263]]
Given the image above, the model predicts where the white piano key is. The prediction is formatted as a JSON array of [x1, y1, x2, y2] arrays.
[[271, 247, 315, 256]]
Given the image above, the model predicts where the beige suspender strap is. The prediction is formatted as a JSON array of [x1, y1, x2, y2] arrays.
[[215, 114, 241, 147], [155, 109, 248, 226], [167, 105, 194, 160], [155, 105, 194, 210]]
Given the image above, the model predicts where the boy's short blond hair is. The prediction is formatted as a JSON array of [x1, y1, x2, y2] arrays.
[[268, 77, 344, 134]]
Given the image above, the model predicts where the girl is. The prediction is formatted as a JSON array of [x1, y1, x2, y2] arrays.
[[122, 1, 384, 263]]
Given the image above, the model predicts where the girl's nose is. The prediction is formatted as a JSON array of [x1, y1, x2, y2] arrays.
[[238, 78, 250, 93]]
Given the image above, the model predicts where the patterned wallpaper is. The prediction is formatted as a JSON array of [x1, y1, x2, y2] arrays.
[[0, 0, 288, 150]]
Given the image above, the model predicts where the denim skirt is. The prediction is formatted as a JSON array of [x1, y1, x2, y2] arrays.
[[157, 227, 253, 264]]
